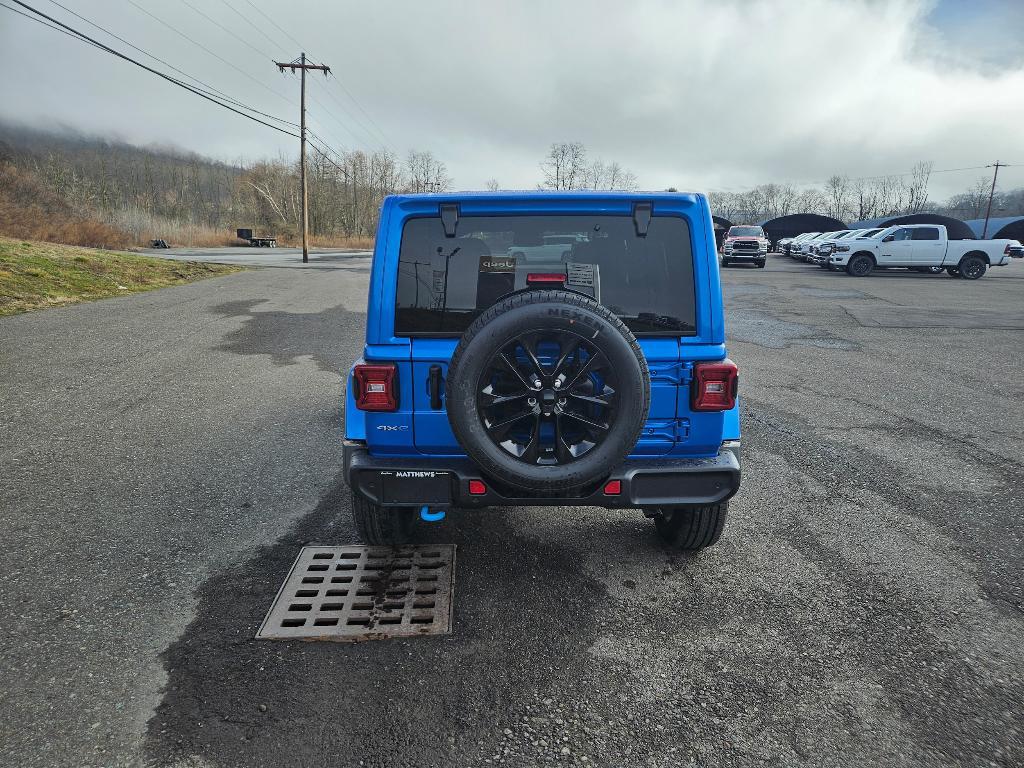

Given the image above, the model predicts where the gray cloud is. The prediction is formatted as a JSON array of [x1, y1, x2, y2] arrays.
[[0, 0, 1021, 199]]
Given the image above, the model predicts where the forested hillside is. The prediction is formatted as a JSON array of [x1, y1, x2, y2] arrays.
[[0, 123, 451, 248]]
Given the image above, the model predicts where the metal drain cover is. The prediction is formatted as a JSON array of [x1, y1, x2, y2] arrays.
[[257, 545, 455, 641]]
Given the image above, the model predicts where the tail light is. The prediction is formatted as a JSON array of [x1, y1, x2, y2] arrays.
[[1005, 243, 1012, 255], [691, 360, 738, 412], [603, 480, 621, 495], [353, 364, 398, 411], [527, 273, 566, 286]]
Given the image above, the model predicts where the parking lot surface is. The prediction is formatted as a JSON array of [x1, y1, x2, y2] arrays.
[[1, 254, 1022, 767]]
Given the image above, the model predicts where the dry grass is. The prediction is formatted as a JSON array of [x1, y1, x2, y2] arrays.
[[0, 162, 133, 249], [0, 236, 241, 316], [308, 233, 375, 250], [107, 208, 240, 248]]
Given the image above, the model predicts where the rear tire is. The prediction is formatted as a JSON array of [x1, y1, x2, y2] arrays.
[[846, 254, 874, 277], [756, 260, 765, 268], [351, 492, 414, 546], [946, 267, 960, 277], [958, 255, 987, 280], [653, 504, 728, 550]]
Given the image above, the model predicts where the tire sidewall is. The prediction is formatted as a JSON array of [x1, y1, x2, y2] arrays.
[[446, 292, 650, 491]]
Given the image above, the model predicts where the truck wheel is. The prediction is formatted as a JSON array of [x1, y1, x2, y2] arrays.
[[653, 504, 728, 550], [446, 289, 650, 494], [846, 254, 874, 277], [958, 255, 987, 280], [946, 267, 960, 277], [351, 492, 414, 546], [756, 260, 765, 268]]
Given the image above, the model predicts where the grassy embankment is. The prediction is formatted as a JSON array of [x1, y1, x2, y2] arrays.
[[0, 237, 241, 317]]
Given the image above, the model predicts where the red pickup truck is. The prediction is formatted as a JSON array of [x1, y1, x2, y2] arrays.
[[720, 225, 768, 268]]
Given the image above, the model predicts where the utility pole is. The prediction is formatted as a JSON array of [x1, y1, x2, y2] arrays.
[[982, 161, 1004, 239], [275, 54, 330, 263]]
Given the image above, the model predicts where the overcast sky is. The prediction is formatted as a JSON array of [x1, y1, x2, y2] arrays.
[[1, 0, 1022, 200]]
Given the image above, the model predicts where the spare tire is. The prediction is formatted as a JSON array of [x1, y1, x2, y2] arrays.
[[446, 289, 650, 493]]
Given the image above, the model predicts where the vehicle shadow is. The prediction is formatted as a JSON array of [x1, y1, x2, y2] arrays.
[[143, 475, 673, 768]]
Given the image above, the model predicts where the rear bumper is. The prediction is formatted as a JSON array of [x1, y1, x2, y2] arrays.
[[343, 441, 741, 510]]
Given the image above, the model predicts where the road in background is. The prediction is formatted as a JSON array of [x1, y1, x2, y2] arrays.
[[1, 255, 1022, 767], [142, 246, 371, 269]]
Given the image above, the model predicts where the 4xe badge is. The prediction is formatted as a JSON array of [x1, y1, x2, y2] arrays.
[[376, 424, 409, 431]]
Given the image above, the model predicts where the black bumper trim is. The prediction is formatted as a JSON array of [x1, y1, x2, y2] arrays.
[[343, 442, 740, 509]]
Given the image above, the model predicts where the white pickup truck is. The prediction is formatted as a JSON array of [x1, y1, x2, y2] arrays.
[[828, 224, 1018, 279]]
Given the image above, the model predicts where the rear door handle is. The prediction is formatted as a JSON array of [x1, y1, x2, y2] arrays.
[[428, 365, 443, 410]]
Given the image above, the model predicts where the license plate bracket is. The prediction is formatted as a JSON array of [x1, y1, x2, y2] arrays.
[[379, 470, 452, 505]]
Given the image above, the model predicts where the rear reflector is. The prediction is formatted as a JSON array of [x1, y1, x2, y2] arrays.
[[603, 480, 621, 495], [691, 360, 738, 412], [468, 480, 487, 495], [526, 273, 566, 285], [353, 364, 398, 411]]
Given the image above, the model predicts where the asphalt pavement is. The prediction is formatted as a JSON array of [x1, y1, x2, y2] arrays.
[[1, 251, 1022, 768]]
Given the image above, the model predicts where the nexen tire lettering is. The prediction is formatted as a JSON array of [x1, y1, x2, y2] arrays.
[[547, 307, 601, 335]]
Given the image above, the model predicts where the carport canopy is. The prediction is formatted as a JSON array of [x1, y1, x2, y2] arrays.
[[711, 215, 732, 249], [964, 216, 1024, 242], [758, 214, 847, 243], [847, 213, 976, 240]]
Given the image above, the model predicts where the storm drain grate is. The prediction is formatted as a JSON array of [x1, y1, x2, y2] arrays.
[[256, 545, 456, 641]]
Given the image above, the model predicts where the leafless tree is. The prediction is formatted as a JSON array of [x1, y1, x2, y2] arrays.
[[404, 150, 451, 193], [540, 142, 587, 190], [905, 161, 933, 213], [485, 178, 500, 191], [825, 175, 851, 221]]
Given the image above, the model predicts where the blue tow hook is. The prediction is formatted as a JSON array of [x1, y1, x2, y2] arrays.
[[420, 506, 446, 522]]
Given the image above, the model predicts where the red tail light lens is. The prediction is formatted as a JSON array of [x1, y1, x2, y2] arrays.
[[526, 273, 566, 285], [353, 364, 397, 411], [691, 360, 738, 411], [468, 479, 487, 495], [603, 480, 621, 495]]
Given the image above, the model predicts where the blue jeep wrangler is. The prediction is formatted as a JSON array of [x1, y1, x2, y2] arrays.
[[344, 192, 740, 550]]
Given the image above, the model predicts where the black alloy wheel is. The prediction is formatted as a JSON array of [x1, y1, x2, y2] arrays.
[[959, 255, 987, 280], [476, 330, 618, 466]]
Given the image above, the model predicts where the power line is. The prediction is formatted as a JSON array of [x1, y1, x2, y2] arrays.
[[310, 77, 392, 153], [2, 0, 106, 50], [217, 0, 280, 51], [241, 0, 304, 51], [177, 0, 273, 63], [326, 71, 398, 151], [40, 0, 297, 128], [122, 0, 295, 108], [7, 0, 298, 137], [307, 90, 378, 151]]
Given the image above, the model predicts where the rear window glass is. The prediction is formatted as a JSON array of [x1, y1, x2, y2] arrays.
[[911, 227, 940, 241], [395, 214, 696, 336]]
